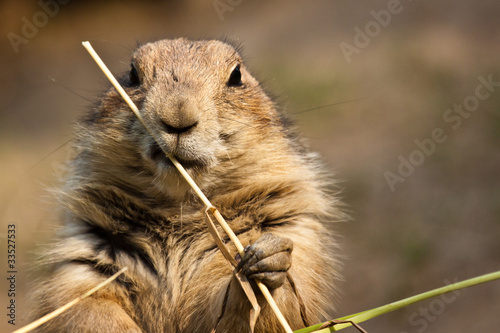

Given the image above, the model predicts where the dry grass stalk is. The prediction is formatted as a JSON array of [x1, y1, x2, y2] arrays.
[[82, 41, 293, 333], [12, 267, 128, 333], [205, 208, 260, 332]]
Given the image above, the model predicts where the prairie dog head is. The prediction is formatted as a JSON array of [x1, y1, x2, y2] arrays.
[[84, 39, 283, 199]]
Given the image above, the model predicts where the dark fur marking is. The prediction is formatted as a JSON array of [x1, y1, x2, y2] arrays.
[[87, 225, 159, 277], [69, 258, 117, 276], [67, 258, 137, 295]]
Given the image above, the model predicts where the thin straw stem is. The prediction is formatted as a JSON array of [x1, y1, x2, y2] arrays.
[[12, 267, 128, 333], [81, 42, 142, 122]]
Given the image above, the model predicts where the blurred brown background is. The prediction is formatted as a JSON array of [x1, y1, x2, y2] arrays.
[[1, 0, 499, 332]]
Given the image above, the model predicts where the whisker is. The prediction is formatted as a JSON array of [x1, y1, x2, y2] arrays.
[[180, 202, 183, 230], [292, 97, 366, 115], [48, 76, 94, 103], [223, 147, 234, 166], [22, 138, 73, 176], [86, 38, 134, 53], [218, 116, 256, 129]]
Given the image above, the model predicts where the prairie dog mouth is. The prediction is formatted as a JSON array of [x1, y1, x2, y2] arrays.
[[149, 141, 207, 169]]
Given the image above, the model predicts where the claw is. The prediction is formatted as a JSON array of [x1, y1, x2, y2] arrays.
[[236, 233, 293, 289]]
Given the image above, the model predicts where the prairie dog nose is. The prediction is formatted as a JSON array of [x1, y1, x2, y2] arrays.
[[159, 98, 199, 135]]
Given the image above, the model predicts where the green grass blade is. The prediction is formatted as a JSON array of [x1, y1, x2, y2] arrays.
[[294, 270, 500, 333]]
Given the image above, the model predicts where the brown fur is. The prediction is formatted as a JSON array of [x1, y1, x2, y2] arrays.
[[32, 38, 343, 332]]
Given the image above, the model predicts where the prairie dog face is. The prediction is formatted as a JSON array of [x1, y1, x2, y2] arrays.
[[96, 39, 278, 198]]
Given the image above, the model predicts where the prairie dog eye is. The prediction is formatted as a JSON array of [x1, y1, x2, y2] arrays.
[[227, 64, 242, 87], [129, 64, 140, 86]]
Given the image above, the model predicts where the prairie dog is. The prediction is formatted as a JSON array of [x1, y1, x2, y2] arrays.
[[33, 38, 342, 332]]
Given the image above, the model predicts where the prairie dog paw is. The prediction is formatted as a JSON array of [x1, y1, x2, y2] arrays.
[[236, 233, 293, 289]]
